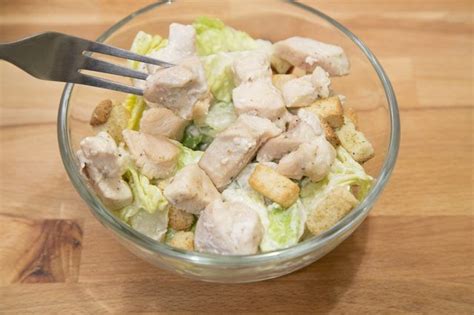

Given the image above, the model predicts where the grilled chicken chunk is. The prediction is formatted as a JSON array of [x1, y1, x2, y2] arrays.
[[232, 79, 286, 120], [144, 56, 208, 120], [194, 200, 263, 255], [274, 36, 349, 76], [140, 107, 189, 141], [122, 130, 179, 180], [233, 52, 272, 85], [147, 23, 197, 73], [77, 132, 132, 210], [164, 164, 221, 214], [199, 114, 281, 190], [282, 66, 331, 108], [277, 136, 335, 182]]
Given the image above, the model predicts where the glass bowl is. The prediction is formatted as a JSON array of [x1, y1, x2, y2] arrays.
[[58, 0, 400, 283]]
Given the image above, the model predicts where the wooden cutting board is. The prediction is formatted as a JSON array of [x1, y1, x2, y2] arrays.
[[0, 0, 472, 313]]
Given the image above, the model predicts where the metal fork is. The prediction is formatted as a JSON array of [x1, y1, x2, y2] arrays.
[[0, 32, 174, 95]]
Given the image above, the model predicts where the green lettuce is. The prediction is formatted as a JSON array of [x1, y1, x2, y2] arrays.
[[119, 167, 169, 220], [202, 53, 236, 102], [199, 101, 237, 136], [301, 146, 374, 212], [177, 144, 204, 169], [128, 31, 168, 70], [221, 164, 306, 252], [123, 94, 146, 131], [182, 125, 205, 150], [261, 201, 306, 252], [117, 167, 169, 241], [193, 16, 257, 56]]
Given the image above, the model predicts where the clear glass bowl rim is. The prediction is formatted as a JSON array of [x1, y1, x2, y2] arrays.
[[57, 0, 400, 266]]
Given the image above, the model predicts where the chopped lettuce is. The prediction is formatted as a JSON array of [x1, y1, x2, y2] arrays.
[[177, 144, 204, 169], [261, 201, 306, 252], [301, 146, 374, 213], [123, 94, 146, 131], [202, 53, 236, 102], [128, 31, 168, 70], [198, 101, 237, 137], [117, 167, 169, 241], [182, 125, 205, 150], [193, 16, 257, 56], [222, 164, 306, 252]]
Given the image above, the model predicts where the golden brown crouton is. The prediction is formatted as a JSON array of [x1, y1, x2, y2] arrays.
[[92, 102, 129, 143], [272, 74, 297, 92], [90, 99, 113, 126], [249, 164, 300, 208], [320, 119, 340, 147], [167, 231, 194, 251], [271, 55, 293, 74], [307, 96, 344, 128], [290, 66, 306, 77], [345, 107, 359, 128], [336, 116, 375, 163], [306, 187, 358, 236], [168, 206, 195, 231]]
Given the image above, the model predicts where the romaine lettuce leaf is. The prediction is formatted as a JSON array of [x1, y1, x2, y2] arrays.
[[201, 53, 236, 102], [301, 146, 374, 213], [128, 31, 168, 70], [221, 164, 306, 252], [177, 144, 204, 169], [182, 125, 205, 150], [260, 201, 306, 252], [199, 101, 237, 137], [193, 16, 257, 56], [123, 94, 146, 131], [117, 167, 169, 241]]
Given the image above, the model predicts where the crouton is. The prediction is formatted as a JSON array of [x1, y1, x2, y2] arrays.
[[90, 99, 113, 126], [345, 107, 359, 128], [306, 187, 358, 236], [248, 164, 300, 208], [307, 96, 344, 128], [336, 116, 375, 163], [92, 101, 129, 143], [168, 206, 195, 231], [167, 231, 194, 251], [271, 55, 293, 74], [320, 119, 339, 147], [272, 74, 297, 91], [290, 66, 306, 77]]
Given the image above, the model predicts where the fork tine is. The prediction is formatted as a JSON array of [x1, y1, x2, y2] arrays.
[[77, 73, 144, 95], [82, 55, 148, 80], [87, 42, 174, 68]]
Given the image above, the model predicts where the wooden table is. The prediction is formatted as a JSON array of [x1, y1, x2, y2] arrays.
[[0, 0, 472, 313]]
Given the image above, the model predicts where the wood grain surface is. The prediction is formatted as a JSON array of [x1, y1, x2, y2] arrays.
[[0, 0, 473, 313]]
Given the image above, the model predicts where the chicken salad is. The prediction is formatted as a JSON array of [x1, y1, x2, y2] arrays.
[[77, 17, 374, 255]]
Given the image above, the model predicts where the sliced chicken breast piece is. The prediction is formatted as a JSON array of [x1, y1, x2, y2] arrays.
[[282, 67, 331, 108], [140, 107, 189, 141], [257, 111, 321, 162], [233, 51, 272, 85], [194, 200, 263, 255], [76, 132, 132, 210], [94, 177, 133, 210], [199, 114, 281, 190], [147, 23, 196, 73], [144, 56, 208, 120], [232, 79, 286, 120], [274, 36, 350, 76], [311, 66, 331, 98], [122, 130, 179, 180], [77, 131, 124, 183], [164, 164, 221, 215], [277, 136, 335, 181], [281, 76, 317, 108]]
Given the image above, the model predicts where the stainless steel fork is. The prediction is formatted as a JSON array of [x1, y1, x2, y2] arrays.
[[0, 32, 174, 95]]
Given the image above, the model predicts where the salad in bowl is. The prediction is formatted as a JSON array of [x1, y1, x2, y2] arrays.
[[76, 16, 375, 256]]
